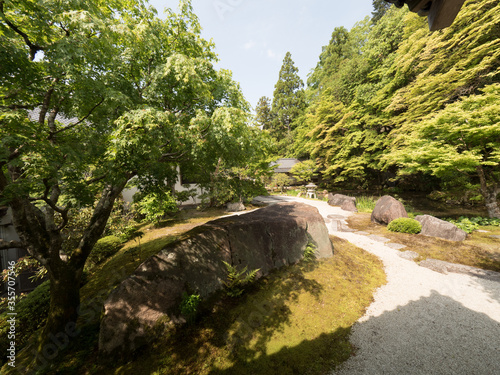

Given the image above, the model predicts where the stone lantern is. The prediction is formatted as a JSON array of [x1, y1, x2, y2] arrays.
[[306, 183, 317, 199]]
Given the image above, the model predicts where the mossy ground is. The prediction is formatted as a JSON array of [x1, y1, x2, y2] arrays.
[[9, 225, 386, 375], [98, 236, 386, 375], [348, 213, 500, 272]]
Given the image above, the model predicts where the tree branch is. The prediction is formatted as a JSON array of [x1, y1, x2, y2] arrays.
[[0, 1, 45, 61], [160, 151, 188, 162], [85, 173, 108, 185], [0, 239, 26, 250], [50, 97, 105, 138]]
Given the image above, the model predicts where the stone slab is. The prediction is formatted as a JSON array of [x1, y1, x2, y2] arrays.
[[386, 243, 407, 250], [398, 251, 419, 261], [367, 235, 391, 243]]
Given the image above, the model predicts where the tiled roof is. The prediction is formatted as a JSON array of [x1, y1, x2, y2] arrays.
[[271, 158, 301, 173], [28, 108, 79, 126]]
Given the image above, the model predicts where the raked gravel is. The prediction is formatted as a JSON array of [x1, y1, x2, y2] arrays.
[[254, 196, 500, 375]]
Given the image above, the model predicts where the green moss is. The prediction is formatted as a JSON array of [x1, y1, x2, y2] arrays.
[[97, 236, 386, 375], [88, 235, 124, 265]]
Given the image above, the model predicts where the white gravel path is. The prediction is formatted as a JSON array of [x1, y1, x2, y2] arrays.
[[254, 196, 500, 375]]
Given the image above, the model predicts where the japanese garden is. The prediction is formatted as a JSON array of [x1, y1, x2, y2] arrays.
[[1, 0, 499, 374]]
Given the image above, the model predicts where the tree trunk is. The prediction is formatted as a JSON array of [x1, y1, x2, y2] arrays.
[[476, 166, 500, 219], [37, 263, 82, 352], [484, 190, 500, 219]]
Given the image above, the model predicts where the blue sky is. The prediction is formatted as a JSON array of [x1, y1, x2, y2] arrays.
[[148, 0, 374, 110]]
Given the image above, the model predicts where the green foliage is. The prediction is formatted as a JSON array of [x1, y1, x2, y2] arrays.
[[270, 52, 306, 154], [1, 256, 46, 283], [289, 160, 317, 184], [0, 281, 50, 365], [303, 242, 317, 263], [134, 191, 179, 225], [356, 196, 378, 213], [444, 216, 500, 233], [205, 165, 269, 207], [222, 261, 260, 298], [179, 292, 201, 324], [88, 236, 123, 265], [270, 173, 291, 193], [468, 217, 500, 227], [387, 218, 422, 234], [372, 0, 392, 23], [255, 96, 273, 130]]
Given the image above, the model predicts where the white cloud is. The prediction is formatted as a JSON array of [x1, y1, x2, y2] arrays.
[[267, 49, 277, 59], [243, 40, 256, 50]]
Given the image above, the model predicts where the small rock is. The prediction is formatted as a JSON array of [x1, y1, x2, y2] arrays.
[[226, 202, 246, 212]]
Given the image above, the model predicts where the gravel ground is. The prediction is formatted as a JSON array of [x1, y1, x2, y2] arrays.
[[255, 196, 500, 375]]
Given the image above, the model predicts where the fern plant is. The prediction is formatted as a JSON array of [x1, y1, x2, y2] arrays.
[[222, 261, 260, 298], [303, 243, 317, 262]]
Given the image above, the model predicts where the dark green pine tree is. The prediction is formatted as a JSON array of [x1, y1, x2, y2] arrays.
[[271, 52, 306, 139], [255, 96, 273, 130], [372, 0, 392, 23], [307, 26, 350, 91]]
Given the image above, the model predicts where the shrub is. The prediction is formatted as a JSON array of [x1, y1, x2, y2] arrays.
[[444, 216, 491, 233], [470, 216, 500, 226], [88, 235, 123, 265], [179, 293, 202, 324], [387, 218, 422, 234], [0, 280, 50, 365]]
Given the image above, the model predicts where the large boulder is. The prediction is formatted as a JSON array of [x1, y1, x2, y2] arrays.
[[371, 195, 408, 225], [415, 215, 467, 241], [99, 202, 333, 355], [328, 194, 358, 212]]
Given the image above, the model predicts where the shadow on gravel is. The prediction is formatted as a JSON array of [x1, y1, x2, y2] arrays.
[[333, 290, 500, 375], [473, 277, 500, 304]]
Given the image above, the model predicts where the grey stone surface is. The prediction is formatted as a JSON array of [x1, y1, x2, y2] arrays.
[[490, 235, 500, 239], [419, 258, 500, 281], [415, 215, 467, 241], [386, 243, 407, 250], [328, 193, 357, 212], [367, 235, 391, 243], [398, 251, 419, 260], [99, 202, 333, 355], [226, 202, 246, 212], [371, 196, 408, 225], [341, 199, 358, 212]]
